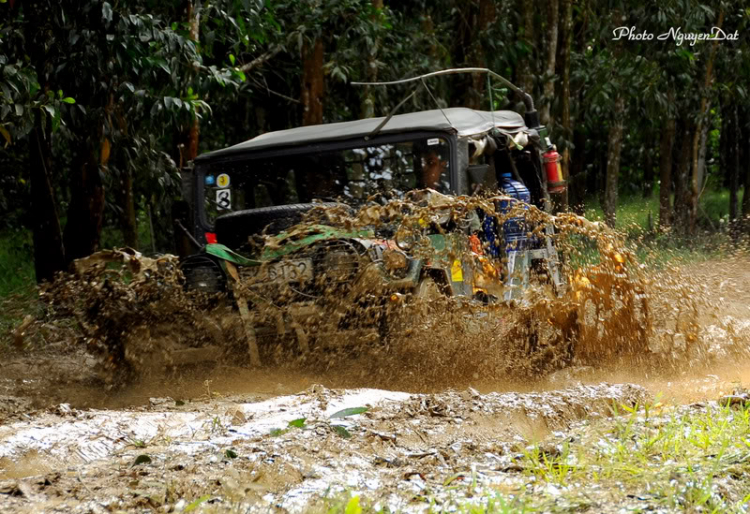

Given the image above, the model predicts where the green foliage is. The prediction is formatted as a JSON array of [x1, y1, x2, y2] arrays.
[[329, 407, 369, 419], [0, 229, 35, 297], [132, 454, 152, 466], [184, 495, 210, 512], [288, 418, 307, 428]]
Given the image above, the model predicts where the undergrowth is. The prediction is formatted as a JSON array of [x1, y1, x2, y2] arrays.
[[315, 400, 750, 513]]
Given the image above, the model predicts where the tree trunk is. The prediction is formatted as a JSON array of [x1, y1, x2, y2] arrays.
[[642, 145, 654, 198], [592, 140, 605, 207], [569, 125, 586, 212], [301, 39, 325, 126], [689, 119, 710, 229], [185, 0, 201, 162], [119, 171, 138, 249], [557, 0, 572, 211], [742, 110, 750, 218], [603, 96, 625, 228], [567, 0, 587, 214], [453, 0, 496, 109], [540, 0, 559, 126], [63, 141, 106, 263], [24, 0, 66, 281], [688, 10, 722, 233], [360, 0, 384, 119], [728, 105, 740, 222], [517, 0, 535, 96], [29, 118, 66, 282], [658, 109, 675, 229], [720, 100, 730, 190], [673, 122, 693, 232]]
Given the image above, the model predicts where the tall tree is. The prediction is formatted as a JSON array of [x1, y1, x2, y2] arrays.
[[539, 0, 559, 126], [556, 0, 572, 211], [688, 10, 723, 233], [516, 0, 535, 95], [301, 39, 324, 126], [673, 120, 694, 232], [603, 95, 624, 228], [23, 0, 67, 279], [728, 105, 740, 221], [658, 90, 675, 229]]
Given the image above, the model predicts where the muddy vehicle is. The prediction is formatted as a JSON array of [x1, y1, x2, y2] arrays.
[[173, 70, 645, 366], [175, 105, 571, 353]]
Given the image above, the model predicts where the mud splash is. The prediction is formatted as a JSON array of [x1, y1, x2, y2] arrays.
[[29, 194, 750, 391]]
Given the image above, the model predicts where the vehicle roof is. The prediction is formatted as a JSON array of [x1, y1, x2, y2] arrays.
[[196, 107, 526, 162]]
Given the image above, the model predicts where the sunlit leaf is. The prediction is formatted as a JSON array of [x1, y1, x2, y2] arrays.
[[332, 425, 352, 439], [0, 125, 11, 146], [184, 495, 210, 512], [288, 418, 306, 428], [132, 454, 151, 466], [102, 2, 113, 23], [345, 496, 362, 514], [329, 407, 368, 419]]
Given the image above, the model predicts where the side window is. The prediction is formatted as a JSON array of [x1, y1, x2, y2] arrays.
[[414, 138, 450, 192], [340, 138, 449, 198]]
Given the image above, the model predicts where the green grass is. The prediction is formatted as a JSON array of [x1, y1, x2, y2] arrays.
[[0, 229, 38, 348], [0, 228, 36, 298], [582, 187, 735, 238], [579, 187, 740, 268], [316, 400, 750, 513], [514, 400, 750, 512]]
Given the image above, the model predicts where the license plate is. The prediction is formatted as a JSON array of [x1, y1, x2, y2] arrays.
[[249, 259, 313, 285]]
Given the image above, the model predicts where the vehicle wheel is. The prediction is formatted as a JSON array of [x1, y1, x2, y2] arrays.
[[182, 256, 225, 294]]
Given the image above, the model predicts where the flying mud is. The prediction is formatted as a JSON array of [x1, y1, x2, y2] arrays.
[[31, 196, 749, 388]]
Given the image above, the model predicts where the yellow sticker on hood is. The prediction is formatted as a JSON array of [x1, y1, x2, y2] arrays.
[[451, 260, 463, 282]]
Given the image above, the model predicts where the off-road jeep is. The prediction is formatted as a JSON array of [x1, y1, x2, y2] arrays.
[[175, 72, 572, 363]]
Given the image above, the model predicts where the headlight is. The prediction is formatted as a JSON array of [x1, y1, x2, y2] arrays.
[[395, 233, 415, 251]]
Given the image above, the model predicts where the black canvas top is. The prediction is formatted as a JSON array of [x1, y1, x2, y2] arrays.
[[196, 108, 526, 162]]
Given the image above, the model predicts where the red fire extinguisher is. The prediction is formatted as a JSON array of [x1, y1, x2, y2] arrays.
[[542, 140, 566, 193]]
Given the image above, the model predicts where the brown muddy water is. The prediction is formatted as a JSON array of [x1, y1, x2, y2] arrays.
[[2, 199, 750, 512]]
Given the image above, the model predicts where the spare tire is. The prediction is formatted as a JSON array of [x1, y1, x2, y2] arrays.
[[214, 203, 344, 250]]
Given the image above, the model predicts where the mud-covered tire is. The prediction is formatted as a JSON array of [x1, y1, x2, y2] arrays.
[[181, 255, 226, 293]]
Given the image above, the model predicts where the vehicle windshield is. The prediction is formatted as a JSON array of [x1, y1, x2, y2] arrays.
[[202, 136, 451, 225]]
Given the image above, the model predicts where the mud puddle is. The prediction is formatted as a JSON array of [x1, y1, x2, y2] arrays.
[[0, 382, 649, 513]]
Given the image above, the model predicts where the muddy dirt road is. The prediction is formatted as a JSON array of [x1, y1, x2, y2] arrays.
[[1, 255, 750, 512]]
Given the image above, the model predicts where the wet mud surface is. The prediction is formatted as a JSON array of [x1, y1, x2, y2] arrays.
[[1, 249, 750, 511], [0, 383, 649, 513]]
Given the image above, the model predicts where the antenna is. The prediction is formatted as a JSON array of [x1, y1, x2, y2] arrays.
[[352, 67, 535, 112], [487, 73, 496, 131]]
